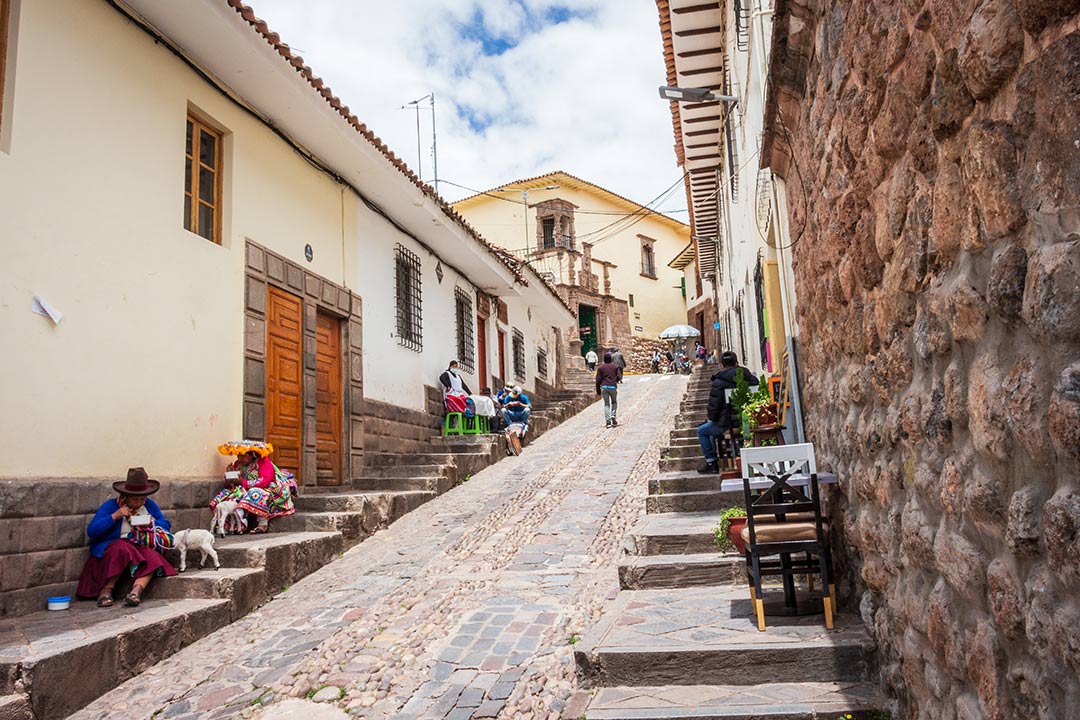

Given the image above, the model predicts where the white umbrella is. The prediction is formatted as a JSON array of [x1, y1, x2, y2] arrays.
[[658, 324, 701, 340]]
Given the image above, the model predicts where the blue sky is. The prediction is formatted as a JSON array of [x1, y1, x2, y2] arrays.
[[239, 1, 686, 214]]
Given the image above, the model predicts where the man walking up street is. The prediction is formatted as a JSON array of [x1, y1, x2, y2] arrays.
[[697, 351, 759, 473], [611, 348, 626, 383], [595, 353, 620, 428]]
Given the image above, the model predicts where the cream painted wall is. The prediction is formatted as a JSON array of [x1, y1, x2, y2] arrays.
[[0, 0, 567, 478], [0, 0, 352, 478], [455, 183, 690, 339]]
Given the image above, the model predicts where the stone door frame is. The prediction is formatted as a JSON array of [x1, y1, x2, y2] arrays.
[[243, 241, 364, 485]]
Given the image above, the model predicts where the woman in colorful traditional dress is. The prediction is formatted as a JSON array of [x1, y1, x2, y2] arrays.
[[76, 467, 177, 607], [214, 441, 296, 534]]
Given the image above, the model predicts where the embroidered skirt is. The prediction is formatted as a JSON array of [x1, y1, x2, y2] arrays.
[[236, 477, 295, 520], [76, 539, 176, 598]]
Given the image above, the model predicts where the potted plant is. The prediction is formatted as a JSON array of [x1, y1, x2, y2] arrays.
[[714, 506, 748, 554]]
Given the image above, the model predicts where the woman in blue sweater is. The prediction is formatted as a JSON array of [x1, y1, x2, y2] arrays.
[[76, 467, 177, 607]]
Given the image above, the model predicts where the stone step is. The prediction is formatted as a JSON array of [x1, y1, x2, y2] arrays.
[[0, 598, 231, 720], [618, 553, 743, 590], [293, 489, 430, 513], [625, 511, 720, 556], [646, 490, 743, 514], [661, 444, 702, 459], [649, 471, 741, 495], [583, 682, 885, 719], [278, 492, 434, 542], [363, 463, 450, 478], [658, 456, 705, 473], [208, 531, 344, 591], [363, 452, 463, 468], [145, 566, 267, 619], [575, 586, 876, 688], [350, 476, 445, 493]]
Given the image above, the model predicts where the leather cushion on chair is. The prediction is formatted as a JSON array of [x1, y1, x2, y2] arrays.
[[755, 512, 815, 523], [742, 521, 829, 544]]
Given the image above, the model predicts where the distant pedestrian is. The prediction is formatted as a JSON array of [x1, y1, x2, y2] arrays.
[[585, 348, 598, 371], [665, 349, 675, 373], [611, 348, 626, 383], [595, 353, 620, 428], [651, 350, 661, 374]]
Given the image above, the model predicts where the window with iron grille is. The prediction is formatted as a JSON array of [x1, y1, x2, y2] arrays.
[[537, 347, 548, 377], [454, 287, 475, 372], [512, 328, 526, 381], [395, 244, 422, 351]]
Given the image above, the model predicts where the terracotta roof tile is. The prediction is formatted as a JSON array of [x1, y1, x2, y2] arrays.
[[219, 0, 573, 305]]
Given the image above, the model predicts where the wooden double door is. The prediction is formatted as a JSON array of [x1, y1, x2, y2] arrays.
[[265, 286, 343, 486]]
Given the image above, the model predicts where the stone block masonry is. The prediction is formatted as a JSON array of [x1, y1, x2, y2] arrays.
[[765, 2, 1080, 718]]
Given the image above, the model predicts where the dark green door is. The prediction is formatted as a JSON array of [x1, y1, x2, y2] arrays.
[[579, 304, 598, 357]]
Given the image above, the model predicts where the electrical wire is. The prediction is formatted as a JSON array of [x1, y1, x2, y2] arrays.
[[439, 177, 691, 218]]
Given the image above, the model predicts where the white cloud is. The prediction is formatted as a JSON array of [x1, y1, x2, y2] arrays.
[[245, 1, 686, 217]]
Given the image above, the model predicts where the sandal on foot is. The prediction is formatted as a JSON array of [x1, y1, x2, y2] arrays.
[[123, 588, 143, 607], [251, 525, 268, 534], [97, 595, 114, 607]]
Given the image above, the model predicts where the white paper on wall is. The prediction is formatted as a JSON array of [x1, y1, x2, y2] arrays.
[[31, 295, 63, 325]]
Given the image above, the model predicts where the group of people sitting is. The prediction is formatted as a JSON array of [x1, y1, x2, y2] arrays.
[[77, 440, 297, 608], [440, 360, 533, 455]]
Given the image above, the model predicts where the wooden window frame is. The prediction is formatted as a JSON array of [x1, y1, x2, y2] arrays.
[[185, 114, 223, 244], [640, 238, 657, 279]]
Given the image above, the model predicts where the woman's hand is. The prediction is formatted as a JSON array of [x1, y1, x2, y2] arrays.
[[112, 505, 133, 521]]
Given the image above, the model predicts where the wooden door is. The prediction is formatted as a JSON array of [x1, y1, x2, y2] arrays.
[[497, 329, 507, 384], [477, 315, 488, 390], [266, 286, 303, 481], [314, 312, 343, 485]]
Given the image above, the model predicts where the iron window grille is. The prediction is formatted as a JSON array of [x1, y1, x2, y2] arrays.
[[734, 0, 750, 52], [454, 287, 475, 372], [537, 347, 548, 377], [512, 328, 526, 381], [395, 244, 423, 352], [724, 63, 740, 203]]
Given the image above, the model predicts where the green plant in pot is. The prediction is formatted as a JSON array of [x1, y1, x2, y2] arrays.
[[714, 506, 748, 554]]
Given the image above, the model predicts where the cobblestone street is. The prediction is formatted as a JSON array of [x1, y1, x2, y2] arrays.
[[72, 374, 684, 720]]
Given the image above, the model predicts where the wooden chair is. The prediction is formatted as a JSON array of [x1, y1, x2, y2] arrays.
[[740, 443, 835, 631]]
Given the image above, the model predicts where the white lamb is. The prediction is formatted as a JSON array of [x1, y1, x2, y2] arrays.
[[211, 499, 242, 537], [173, 528, 220, 572]]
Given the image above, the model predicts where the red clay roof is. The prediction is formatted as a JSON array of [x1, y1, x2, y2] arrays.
[[221, 0, 584, 316]]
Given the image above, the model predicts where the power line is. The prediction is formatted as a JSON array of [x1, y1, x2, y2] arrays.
[[438, 177, 690, 218]]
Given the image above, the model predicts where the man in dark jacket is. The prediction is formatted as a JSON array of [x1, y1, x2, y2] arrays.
[[595, 353, 621, 428], [697, 351, 759, 473], [611, 348, 626, 383]]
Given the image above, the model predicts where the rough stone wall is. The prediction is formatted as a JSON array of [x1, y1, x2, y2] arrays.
[[770, 1, 1080, 718]]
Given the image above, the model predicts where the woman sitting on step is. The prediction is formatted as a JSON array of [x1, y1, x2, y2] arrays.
[[213, 440, 296, 534], [77, 467, 177, 608]]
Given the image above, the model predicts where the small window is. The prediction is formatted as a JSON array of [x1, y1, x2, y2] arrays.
[[628, 294, 635, 308], [542, 218, 556, 249], [454, 287, 475, 372], [512, 328, 526, 381], [641, 243, 656, 278], [184, 114, 223, 243], [537, 347, 548, 377], [395, 244, 423, 351]]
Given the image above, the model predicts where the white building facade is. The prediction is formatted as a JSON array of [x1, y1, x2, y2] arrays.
[[0, 0, 573, 480]]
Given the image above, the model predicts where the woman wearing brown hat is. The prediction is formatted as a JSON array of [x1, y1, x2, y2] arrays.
[[76, 467, 177, 607]]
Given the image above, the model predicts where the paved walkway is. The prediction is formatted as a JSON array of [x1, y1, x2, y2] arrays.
[[73, 373, 684, 720]]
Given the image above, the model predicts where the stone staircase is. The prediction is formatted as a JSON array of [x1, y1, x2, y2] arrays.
[[0, 383, 597, 719], [573, 369, 885, 719]]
